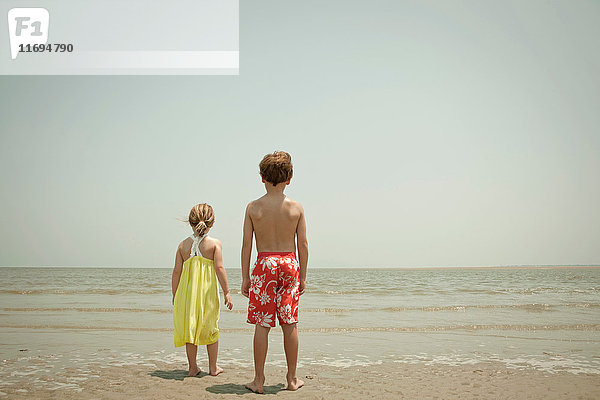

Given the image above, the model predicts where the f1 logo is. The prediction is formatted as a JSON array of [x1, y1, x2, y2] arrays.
[[7, 8, 49, 60]]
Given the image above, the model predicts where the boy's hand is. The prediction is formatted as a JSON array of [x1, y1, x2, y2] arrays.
[[299, 280, 306, 296], [224, 292, 233, 310], [172, 294, 175, 305], [241, 279, 250, 298]]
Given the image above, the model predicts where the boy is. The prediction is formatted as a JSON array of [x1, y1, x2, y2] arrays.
[[241, 151, 308, 393]]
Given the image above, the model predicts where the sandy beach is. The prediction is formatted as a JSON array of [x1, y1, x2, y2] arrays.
[[2, 360, 598, 399]]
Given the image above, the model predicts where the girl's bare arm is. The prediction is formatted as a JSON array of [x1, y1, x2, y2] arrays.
[[213, 240, 233, 310], [171, 243, 184, 304]]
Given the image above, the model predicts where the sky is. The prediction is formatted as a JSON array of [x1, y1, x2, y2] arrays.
[[0, 0, 599, 268]]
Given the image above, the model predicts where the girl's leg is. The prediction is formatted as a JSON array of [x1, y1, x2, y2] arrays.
[[185, 343, 200, 376], [206, 341, 223, 376]]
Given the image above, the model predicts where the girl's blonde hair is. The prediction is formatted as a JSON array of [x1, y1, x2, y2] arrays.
[[187, 203, 215, 237]]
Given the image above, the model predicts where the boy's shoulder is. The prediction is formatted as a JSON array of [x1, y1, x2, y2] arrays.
[[246, 196, 304, 212], [284, 196, 303, 211], [284, 196, 304, 213], [245, 197, 262, 212]]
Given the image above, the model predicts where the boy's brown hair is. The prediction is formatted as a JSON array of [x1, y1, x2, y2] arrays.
[[259, 151, 293, 186]]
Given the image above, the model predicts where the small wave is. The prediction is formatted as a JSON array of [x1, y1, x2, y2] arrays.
[[1, 307, 173, 314], [394, 353, 600, 374], [291, 287, 600, 295], [304, 324, 600, 333], [2, 323, 599, 333], [3, 303, 596, 315], [303, 303, 595, 313], [0, 324, 175, 332], [0, 307, 249, 315], [0, 289, 169, 295], [308, 289, 407, 295], [378, 304, 558, 312], [0, 288, 245, 296]]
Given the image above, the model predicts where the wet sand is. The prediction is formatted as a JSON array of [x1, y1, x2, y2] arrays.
[[2, 360, 598, 399]]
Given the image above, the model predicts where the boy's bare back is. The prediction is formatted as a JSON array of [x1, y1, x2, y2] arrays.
[[247, 194, 304, 253], [241, 151, 308, 301]]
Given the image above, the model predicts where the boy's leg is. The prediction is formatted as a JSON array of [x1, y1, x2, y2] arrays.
[[185, 343, 200, 376], [245, 325, 270, 394], [206, 341, 223, 376], [281, 323, 304, 390]]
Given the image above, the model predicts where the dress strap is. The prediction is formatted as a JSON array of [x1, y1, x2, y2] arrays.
[[189, 233, 207, 258]]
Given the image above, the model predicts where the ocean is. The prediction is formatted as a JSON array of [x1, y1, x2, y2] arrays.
[[1, 266, 599, 393]]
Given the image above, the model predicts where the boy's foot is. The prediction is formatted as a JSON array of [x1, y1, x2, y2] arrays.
[[245, 379, 264, 394], [188, 367, 202, 377], [286, 377, 304, 391], [209, 366, 223, 376]]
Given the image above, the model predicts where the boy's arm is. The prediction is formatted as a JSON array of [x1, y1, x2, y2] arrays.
[[241, 203, 254, 298], [171, 243, 184, 304], [212, 240, 233, 310], [296, 205, 308, 295]]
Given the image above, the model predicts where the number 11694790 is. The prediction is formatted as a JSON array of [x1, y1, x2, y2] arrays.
[[19, 43, 74, 53]]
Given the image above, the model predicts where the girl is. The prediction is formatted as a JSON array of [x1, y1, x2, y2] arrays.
[[172, 203, 233, 376]]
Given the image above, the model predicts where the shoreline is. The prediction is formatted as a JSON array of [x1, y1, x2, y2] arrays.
[[2, 360, 598, 399]]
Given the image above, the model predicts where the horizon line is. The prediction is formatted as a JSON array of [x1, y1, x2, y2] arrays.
[[1, 264, 599, 269]]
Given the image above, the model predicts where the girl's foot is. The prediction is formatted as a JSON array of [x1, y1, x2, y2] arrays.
[[209, 366, 223, 376], [188, 366, 202, 376]]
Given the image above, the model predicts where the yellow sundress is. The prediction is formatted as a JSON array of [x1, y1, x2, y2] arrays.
[[173, 234, 220, 347]]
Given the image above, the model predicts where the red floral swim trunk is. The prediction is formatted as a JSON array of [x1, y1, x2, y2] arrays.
[[247, 252, 300, 327]]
